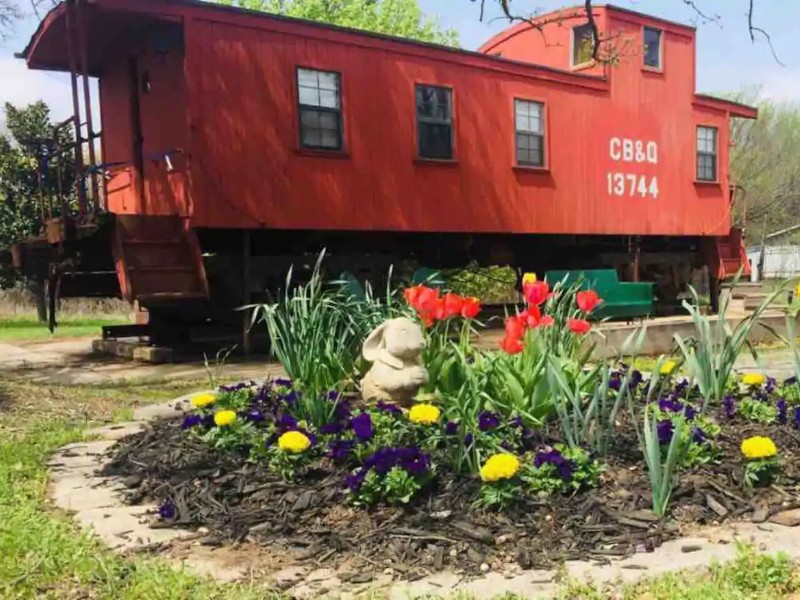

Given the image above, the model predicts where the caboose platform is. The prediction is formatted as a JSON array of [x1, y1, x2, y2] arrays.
[[90, 309, 796, 364]]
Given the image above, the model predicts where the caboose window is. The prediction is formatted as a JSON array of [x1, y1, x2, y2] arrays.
[[514, 99, 545, 167], [696, 126, 718, 182], [643, 27, 662, 69], [572, 23, 594, 66], [297, 68, 342, 151], [416, 85, 453, 160]]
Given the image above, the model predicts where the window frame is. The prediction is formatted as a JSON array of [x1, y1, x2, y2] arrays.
[[295, 66, 345, 153], [513, 97, 547, 169], [570, 23, 595, 69], [414, 83, 455, 162], [695, 125, 719, 183], [642, 26, 663, 71]]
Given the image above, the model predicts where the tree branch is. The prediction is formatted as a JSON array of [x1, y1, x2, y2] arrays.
[[747, 0, 784, 66]]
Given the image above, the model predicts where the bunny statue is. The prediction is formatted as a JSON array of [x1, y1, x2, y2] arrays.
[[360, 317, 428, 406]]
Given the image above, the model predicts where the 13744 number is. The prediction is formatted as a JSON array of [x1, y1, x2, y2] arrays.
[[606, 173, 659, 199]]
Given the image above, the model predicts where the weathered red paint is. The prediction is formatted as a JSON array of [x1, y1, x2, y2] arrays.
[[23, 0, 756, 239]]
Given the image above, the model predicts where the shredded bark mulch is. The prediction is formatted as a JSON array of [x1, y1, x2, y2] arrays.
[[100, 415, 800, 580]]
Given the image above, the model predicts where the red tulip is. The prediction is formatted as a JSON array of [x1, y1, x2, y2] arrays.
[[442, 293, 464, 319], [415, 286, 439, 314], [434, 298, 447, 320], [523, 280, 550, 306], [461, 297, 481, 319], [500, 335, 524, 354], [540, 315, 555, 327], [576, 290, 602, 313], [504, 315, 526, 340], [521, 305, 541, 328], [567, 318, 591, 335]]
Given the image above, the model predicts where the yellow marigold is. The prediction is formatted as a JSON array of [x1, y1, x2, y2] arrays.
[[191, 393, 216, 409], [522, 272, 537, 285], [741, 436, 778, 460], [795, 281, 800, 298], [213, 410, 237, 427], [742, 373, 766, 387], [660, 360, 678, 375], [278, 430, 312, 453], [409, 403, 441, 425], [479, 453, 521, 482]]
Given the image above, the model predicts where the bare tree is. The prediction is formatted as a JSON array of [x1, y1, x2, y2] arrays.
[[474, 0, 781, 65], [0, 0, 22, 41]]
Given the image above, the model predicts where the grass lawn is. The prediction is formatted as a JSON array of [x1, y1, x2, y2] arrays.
[[0, 314, 131, 343], [2, 374, 800, 599]]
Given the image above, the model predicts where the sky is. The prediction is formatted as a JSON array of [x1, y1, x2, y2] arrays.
[[0, 0, 798, 129]]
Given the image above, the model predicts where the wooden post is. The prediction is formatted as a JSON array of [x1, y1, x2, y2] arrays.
[[76, 0, 100, 209], [242, 230, 252, 356], [64, 0, 87, 213]]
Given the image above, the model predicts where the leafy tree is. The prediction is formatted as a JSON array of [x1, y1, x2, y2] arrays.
[[729, 91, 800, 244], [217, 0, 458, 45]]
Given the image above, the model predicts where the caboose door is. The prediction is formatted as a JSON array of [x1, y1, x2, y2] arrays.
[[135, 23, 190, 217]]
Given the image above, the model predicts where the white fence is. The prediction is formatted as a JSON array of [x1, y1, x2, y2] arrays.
[[747, 245, 800, 280]]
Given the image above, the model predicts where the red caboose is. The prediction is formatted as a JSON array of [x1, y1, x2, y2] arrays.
[[15, 0, 754, 340]]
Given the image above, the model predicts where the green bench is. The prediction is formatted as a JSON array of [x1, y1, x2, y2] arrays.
[[544, 269, 654, 320]]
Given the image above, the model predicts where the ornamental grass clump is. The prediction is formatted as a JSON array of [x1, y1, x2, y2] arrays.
[[547, 327, 646, 457], [741, 436, 780, 487], [673, 277, 786, 410], [640, 402, 690, 517], [250, 251, 400, 427]]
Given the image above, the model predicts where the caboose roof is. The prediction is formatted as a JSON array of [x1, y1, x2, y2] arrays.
[[20, 0, 755, 118], [20, 0, 605, 89]]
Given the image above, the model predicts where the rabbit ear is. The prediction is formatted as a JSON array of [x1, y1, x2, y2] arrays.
[[363, 322, 389, 362]]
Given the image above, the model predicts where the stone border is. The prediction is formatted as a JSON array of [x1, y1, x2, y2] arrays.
[[47, 394, 800, 599]]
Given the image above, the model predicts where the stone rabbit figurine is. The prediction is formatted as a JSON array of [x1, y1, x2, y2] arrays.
[[360, 317, 428, 406]]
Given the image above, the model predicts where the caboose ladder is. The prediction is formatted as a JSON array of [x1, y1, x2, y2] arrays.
[[111, 215, 209, 303]]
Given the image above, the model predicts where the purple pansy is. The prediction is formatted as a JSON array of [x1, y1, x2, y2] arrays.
[[274, 378, 293, 388], [657, 420, 674, 444], [608, 374, 622, 391], [345, 468, 368, 492], [319, 421, 345, 435], [464, 433, 474, 446], [692, 427, 707, 444], [243, 409, 266, 423], [350, 413, 374, 442], [278, 413, 298, 430], [793, 407, 800, 430], [766, 377, 777, 394], [445, 421, 459, 436], [478, 411, 501, 431], [181, 414, 203, 430], [158, 501, 176, 520], [533, 448, 574, 481], [777, 399, 788, 425], [328, 439, 355, 461], [658, 398, 696, 421], [723, 395, 736, 419], [376, 401, 402, 416], [347, 447, 431, 491], [629, 369, 643, 388]]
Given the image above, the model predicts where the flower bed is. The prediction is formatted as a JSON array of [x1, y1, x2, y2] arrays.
[[101, 267, 800, 579]]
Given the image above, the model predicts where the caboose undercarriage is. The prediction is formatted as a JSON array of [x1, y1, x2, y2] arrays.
[[10, 212, 744, 352]]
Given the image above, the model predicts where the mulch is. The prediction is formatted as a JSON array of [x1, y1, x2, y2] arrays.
[[99, 413, 800, 580]]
